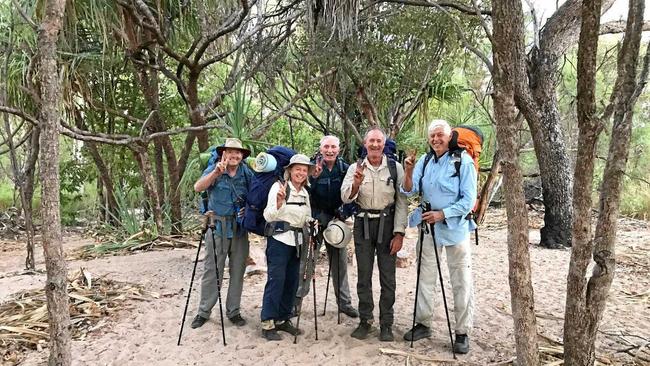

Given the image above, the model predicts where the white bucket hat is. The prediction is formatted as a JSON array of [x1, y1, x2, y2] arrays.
[[322, 219, 352, 249], [283, 154, 315, 180]]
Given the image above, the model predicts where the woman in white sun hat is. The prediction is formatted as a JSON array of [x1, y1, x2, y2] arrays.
[[260, 154, 315, 341]]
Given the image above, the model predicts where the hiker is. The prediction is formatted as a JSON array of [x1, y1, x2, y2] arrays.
[[341, 127, 408, 342], [260, 154, 315, 341], [191, 138, 254, 329], [401, 119, 477, 354], [309, 135, 359, 318]]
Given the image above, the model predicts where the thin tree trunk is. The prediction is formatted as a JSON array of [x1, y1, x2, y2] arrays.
[[86, 142, 119, 225], [475, 150, 502, 225], [131, 144, 164, 234], [564, 0, 646, 363], [492, 1, 540, 364], [36, 0, 71, 364]]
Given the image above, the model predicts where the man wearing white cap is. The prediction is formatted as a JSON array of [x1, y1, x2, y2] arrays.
[[191, 138, 253, 329], [309, 135, 358, 318]]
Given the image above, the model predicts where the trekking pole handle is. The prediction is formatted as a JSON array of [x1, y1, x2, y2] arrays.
[[205, 210, 217, 229]]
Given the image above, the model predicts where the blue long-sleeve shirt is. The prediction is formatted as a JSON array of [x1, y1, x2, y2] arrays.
[[401, 150, 477, 246]]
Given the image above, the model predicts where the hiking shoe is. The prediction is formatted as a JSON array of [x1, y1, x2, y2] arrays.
[[339, 305, 359, 318], [276, 320, 303, 336], [454, 334, 470, 354], [351, 321, 372, 340], [403, 323, 432, 342], [379, 325, 394, 342], [229, 314, 246, 327], [190, 315, 208, 329], [262, 329, 282, 341]]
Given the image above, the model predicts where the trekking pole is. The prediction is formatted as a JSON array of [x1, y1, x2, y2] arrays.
[[208, 212, 227, 346], [322, 251, 333, 316], [409, 221, 427, 348], [177, 215, 209, 346], [428, 221, 456, 359], [310, 224, 318, 340], [293, 299, 303, 344], [336, 248, 341, 324]]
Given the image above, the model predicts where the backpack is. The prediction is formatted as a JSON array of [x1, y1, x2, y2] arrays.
[[418, 125, 483, 244], [243, 146, 296, 236], [419, 125, 483, 184]]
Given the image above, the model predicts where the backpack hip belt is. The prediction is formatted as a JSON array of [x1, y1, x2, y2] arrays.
[[356, 205, 395, 243], [265, 221, 309, 255]]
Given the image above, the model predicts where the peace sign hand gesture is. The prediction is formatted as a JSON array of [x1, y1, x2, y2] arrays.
[[276, 181, 288, 208]]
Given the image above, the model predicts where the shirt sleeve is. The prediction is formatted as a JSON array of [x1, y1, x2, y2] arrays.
[[340, 163, 357, 203], [263, 182, 282, 222], [400, 154, 425, 197], [393, 162, 408, 234], [441, 154, 477, 219]]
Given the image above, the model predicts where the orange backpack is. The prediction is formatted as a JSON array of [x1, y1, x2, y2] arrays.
[[449, 125, 483, 175]]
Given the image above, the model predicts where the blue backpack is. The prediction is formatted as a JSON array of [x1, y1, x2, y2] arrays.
[[243, 146, 296, 236]]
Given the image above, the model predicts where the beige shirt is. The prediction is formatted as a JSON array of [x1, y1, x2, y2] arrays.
[[264, 181, 312, 246], [341, 155, 407, 234]]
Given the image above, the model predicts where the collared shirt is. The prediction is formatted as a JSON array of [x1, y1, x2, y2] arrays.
[[309, 157, 349, 215], [201, 162, 253, 238], [264, 181, 312, 247], [401, 150, 477, 246], [341, 155, 408, 234]]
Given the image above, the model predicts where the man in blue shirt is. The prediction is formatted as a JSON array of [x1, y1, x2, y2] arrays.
[[400, 120, 477, 354], [309, 135, 358, 318], [191, 138, 253, 329]]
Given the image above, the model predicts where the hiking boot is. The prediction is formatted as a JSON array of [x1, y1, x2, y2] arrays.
[[454, 334, 470, 354], [350, 320, 372, 340], [276, 320, 303, 336], [339, 305, 359, 318], [403, 323, 432, 342], [229, 314, 246, 327], [262, 329, 282, 341], [379, 325, 394, 342], [190, 315, 208, 329]]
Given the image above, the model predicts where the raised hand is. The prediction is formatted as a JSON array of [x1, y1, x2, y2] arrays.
[[276, 180, 288, 208], [312, 155, 323, 178], [352, 160, 365, 187], [215, 152, 228, 175], [404, 149, 417, 173]]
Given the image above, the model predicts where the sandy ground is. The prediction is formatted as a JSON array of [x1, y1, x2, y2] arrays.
[[1, 209, 649, 366]]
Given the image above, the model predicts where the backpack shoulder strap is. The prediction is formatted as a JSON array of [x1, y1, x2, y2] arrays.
[[451, 149, 463, 178], [418, 151, 435, 197], [387, 157, 398, 203]]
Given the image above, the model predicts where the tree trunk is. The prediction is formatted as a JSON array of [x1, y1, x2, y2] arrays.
[[518, 0, 616, 248], [36, 0, 71, 365], [475, 150, 502, 225], [131, 144, 164, 234], [86, 142, 119, 225], [492, 1, 540, 364], [564, 0, 646, 364]]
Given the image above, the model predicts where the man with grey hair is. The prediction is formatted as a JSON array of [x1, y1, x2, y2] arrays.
[[341, 127, 408, 342], [401, 119, 477, 354], [309, 135, 359, 318]]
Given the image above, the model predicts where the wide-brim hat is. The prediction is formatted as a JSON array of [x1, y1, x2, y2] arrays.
[[283, 154, 316, 176], [322, 219, 352, 249], [216, 138, 251, 159]]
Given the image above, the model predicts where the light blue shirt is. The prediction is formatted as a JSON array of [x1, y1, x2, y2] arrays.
[[401, 150, 477, 246]]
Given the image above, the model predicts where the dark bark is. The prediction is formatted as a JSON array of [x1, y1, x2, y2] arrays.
[[36, 0, 71, 364], [85, 142, 119, 225], [492, 0, 540, 364], [564, 0, 646, 364], [516, 0, 616, 248], [131, 144, 164, 234]]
